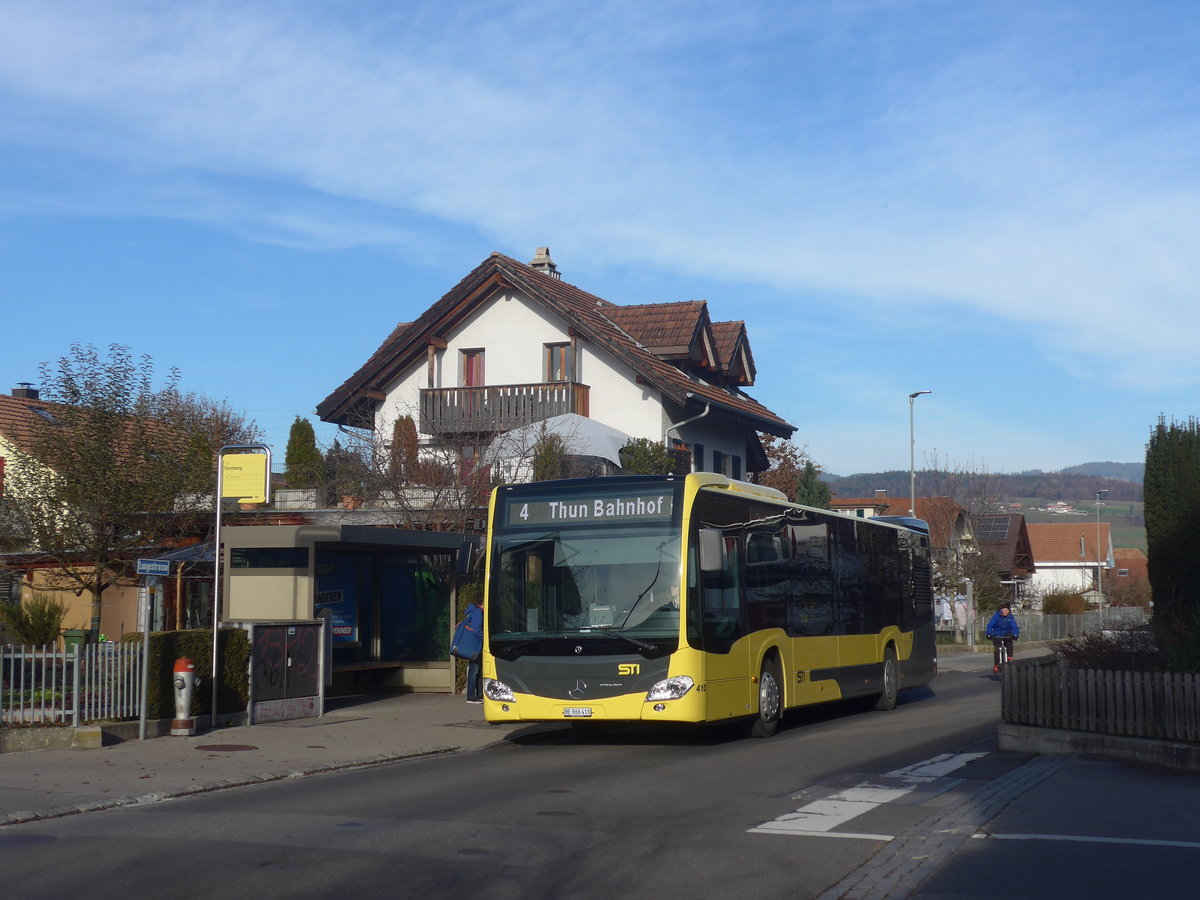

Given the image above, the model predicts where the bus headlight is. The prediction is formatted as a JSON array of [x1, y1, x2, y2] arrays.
[[645, 675, 694, 701], [484, 678, 514, 702]]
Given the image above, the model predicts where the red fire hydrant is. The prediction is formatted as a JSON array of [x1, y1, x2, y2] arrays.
[[171, 658, 200, 736]]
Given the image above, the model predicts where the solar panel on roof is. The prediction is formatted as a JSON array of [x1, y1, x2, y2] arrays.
[[976, 516, 1011, 540]]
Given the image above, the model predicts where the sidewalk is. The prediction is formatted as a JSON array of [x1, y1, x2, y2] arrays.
[[0, 693, 529, 827]]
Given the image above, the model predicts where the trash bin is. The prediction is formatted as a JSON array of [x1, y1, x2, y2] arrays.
[[62, 629, 86, 651]]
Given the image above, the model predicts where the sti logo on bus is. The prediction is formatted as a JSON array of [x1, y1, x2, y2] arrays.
[[618, 663, 640, 676], [509, 493, 673, 526]]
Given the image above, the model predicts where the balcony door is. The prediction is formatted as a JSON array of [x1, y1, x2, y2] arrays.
[[460, 349, 485, 425], [461, 349, 485, 387]]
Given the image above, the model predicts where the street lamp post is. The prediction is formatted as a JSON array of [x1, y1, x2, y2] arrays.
[[1096, 488, 1109, 618], [908, 391, 932, 517]]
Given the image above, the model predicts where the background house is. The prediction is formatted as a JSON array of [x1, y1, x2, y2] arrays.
[[1027, 521, 1113, 598], [317, 248, 795, 486], [971, 513, 1037, 605], [830, 493, 977, 564], [0, 386, 141, 638]]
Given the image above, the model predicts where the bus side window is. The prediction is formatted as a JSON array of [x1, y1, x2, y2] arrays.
[[700, 533, 744, 651], [686, 542, 703, 647]]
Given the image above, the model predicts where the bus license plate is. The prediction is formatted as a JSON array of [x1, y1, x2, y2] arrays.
[[562, 707, 593, 718]]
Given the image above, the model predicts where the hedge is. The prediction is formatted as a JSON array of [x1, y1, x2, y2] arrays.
[[121, 628, 250, 720]]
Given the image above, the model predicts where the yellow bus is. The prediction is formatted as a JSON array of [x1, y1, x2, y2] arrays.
[[482, 473, 936, 737]]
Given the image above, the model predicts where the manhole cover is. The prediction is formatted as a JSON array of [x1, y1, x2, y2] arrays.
[[194, 744, 259, 752]]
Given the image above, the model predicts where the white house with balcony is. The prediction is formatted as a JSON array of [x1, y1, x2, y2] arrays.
[[317, 248, 795, 483]]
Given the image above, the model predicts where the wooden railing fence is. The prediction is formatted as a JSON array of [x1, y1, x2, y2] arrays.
[[1002, 656, 1200, 745]]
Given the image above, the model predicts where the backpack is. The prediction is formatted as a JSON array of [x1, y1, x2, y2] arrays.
[[451, 604, 483, 660]]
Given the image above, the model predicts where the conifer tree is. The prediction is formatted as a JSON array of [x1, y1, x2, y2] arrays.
[[1144, 415, 1200, 667], [284, 416, 324, 488], [795, 460, 832, 508]]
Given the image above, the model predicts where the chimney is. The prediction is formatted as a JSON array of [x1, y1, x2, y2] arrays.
[[875, 489, 887, 498], [529, 246, 561, 280], [12, 383, 39, 400]]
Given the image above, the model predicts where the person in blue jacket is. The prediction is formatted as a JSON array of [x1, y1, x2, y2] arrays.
[[985, 602, 1020, 673], [460, 601, 484, 703]]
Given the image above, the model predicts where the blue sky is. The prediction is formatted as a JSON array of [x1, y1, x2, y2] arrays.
[[2, 0, 1197, 477]]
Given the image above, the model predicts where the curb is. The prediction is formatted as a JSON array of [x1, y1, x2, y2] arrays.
[[998, 723, 1200, 772], [0, 745, 462, 828]]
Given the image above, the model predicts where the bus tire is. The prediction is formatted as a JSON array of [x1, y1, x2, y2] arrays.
[[874, 647, 898, 711], [750, 657, 782, 738]]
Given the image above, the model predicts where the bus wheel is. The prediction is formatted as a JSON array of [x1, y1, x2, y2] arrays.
[[750, 658, 782, 738], [874, 647, 898, 711]]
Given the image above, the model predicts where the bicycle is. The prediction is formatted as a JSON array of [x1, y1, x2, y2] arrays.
[[989, 635, 1014, 676]]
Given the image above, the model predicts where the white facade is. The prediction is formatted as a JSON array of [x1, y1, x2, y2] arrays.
[[373, 289, 752, 471], [1029, 564, 1099, 596]]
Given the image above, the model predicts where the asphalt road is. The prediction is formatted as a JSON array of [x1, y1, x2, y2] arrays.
[[3, 657, 1198, 899]]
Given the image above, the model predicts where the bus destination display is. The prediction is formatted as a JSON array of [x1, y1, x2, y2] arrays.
[[507, 492, 674, 527]]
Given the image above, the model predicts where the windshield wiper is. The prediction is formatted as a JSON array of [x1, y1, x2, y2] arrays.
[[582, 627, 656, 652]]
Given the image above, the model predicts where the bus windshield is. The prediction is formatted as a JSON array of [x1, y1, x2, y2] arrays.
[[490, 523, 682, 645]]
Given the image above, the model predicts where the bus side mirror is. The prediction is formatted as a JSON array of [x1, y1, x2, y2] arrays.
[[699, 528, 725, 573], [456, 541, 476, 576]]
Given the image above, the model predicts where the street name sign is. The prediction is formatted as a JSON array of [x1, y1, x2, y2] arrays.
[[136, 558, 170, 577]]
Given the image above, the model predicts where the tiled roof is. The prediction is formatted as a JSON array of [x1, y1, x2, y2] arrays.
[[711, 321, 755, 384], [1112, 547, 1149, 579], [1027, 522, 1111, 563], [604, 302, 710, 358], [0, 392, 57, 456], [971, 513, 1036, 576], [317, 252, 793, 435], [829, 495, 968, 550]]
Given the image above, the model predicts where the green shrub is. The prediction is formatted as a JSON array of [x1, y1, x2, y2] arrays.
[[1051, 624, 1162, 672], [1041, 590, 1086, 615], [0, 592, 68, 646], [122, 628, 250, 719], [619, 438, 682, 475]]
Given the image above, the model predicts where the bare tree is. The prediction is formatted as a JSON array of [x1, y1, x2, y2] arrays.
[[754, 435, 829, 505], [923, 450, 1005, 517], [1, 344, 258, 640]]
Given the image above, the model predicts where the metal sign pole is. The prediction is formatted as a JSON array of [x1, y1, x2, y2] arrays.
[[211, 443, 271, 731], [210, 466, 225, 731], [138, 576, 155, 741]]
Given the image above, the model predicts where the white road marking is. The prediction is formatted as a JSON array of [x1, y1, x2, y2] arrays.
[[749, 752, 988, 839], [973, 832, 1200, 850]]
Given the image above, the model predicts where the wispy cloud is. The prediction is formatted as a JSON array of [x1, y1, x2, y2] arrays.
[[2, 0, 1198, 399]]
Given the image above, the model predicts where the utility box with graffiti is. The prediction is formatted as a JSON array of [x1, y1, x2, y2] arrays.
[[249, 621, 324, 723]]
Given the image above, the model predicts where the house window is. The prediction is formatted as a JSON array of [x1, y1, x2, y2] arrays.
[[712, 450, 725, 475], [0, 568, 22, 603], [692, 444, 704, 471], [461, 349, 485, 387], [544, 343, 573, 382], [731, 455, 742, 480], [1117, 568, 1129, 577]]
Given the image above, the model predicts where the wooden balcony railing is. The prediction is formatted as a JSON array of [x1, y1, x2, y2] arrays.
[[419, 383, 590, 435]]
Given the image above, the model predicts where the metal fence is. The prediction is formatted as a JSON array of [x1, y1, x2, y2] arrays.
[[1, 642, 144, 727], [939, 607, 1149, 646]]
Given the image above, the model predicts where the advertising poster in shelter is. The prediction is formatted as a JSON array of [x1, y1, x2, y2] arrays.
[[315, 560, 359, 644]]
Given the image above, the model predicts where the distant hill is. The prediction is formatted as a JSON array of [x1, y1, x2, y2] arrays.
[[827, 465, 1143, 503], [1059, 461, 1144, 482]]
